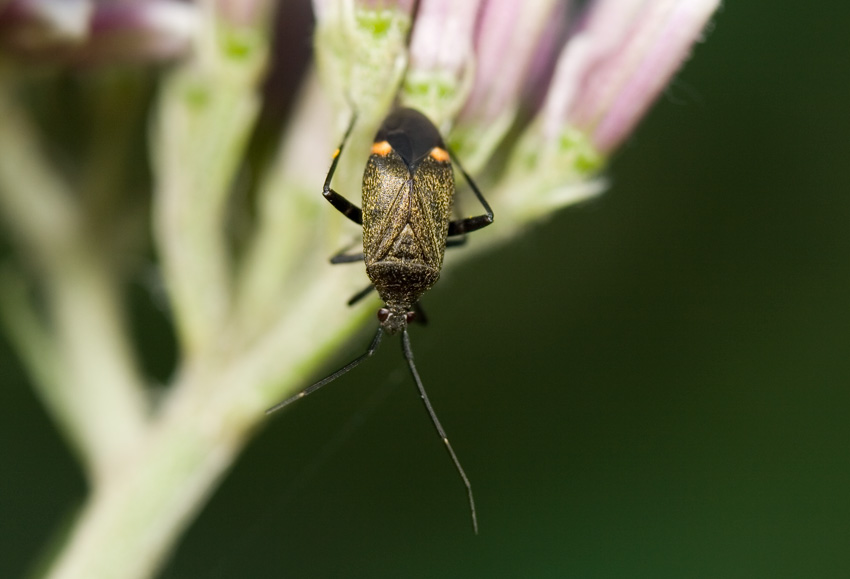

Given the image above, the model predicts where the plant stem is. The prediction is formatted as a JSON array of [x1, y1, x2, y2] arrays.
[[0, 87, 148, 479], [43, 255, 372, 578]]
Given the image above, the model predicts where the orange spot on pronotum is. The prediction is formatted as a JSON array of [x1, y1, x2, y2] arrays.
[[371, 140, 392, 156], [429, 147, 450, 162]]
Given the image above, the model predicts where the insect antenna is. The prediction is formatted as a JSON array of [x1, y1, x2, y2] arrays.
[[401, 328, 478, 534], [266, 328, 384, 415]]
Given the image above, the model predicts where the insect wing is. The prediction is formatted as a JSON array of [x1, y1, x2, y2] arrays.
[[361, 149, 410, 263], [361, 150, 452, 265], [410, 154, 453, 269]]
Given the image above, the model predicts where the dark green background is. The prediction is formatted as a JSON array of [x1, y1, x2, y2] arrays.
[[3, 2, 850, 577]]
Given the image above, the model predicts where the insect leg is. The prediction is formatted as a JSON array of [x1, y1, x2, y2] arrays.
[[329, 237, 365, 263], [446, 151, 494, 237], [266, 327, 384, 415], [411, 302, 428, 325], [330, 251, 365, 264], [347, 284, 376, 306], [323, 114, 363, 225], [401, 329, 478, 534]]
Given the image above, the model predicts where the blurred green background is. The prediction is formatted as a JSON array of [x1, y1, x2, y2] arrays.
[[3, 2, 850, 577]]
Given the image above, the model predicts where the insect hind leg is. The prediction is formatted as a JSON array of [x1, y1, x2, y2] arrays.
[[323, 114, 363, 225], [446, 150, 494, 236]]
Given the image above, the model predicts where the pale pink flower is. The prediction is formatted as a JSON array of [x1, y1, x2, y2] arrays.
[[540, 0, 722, 153], [0, 0, 197, 62]]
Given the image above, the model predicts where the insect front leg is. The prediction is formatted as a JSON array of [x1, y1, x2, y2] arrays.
[[346, 284, 376, 306], [329, 239, 365, 264], [330, 252, 365, 264], [411, 302, 428, 325]]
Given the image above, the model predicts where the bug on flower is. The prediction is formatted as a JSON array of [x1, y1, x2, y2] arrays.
[[267, 108, 493, 533]]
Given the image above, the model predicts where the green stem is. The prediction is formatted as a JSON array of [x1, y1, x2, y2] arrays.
[[43, 259, 371, 579], [0, 87, 148, 479]]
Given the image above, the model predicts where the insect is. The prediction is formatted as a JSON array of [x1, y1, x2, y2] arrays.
[[266, 108, 493, 533]]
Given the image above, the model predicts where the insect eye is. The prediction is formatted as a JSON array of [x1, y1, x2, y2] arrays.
[[377, 308, 390, 323], [405, 311, 417, 324]]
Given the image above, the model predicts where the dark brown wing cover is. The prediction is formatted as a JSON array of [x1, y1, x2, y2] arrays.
[[361, 149, 454, 308]]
